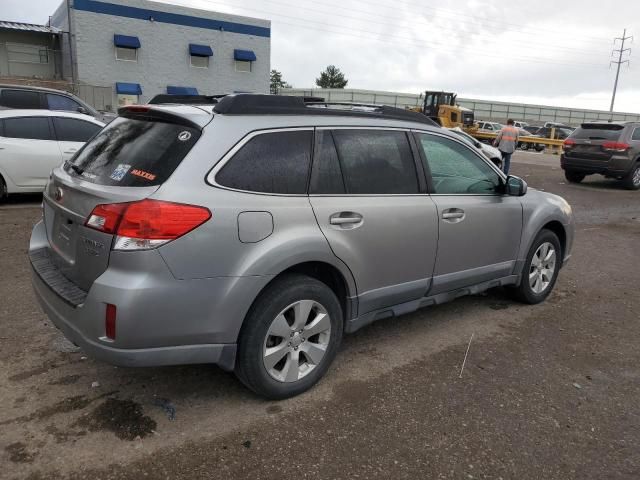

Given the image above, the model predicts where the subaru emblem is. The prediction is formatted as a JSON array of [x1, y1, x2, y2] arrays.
[[178, 131, 192, 141], [54, 187, 64, 202]]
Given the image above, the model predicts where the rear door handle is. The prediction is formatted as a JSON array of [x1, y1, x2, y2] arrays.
[[329, 212, 363, 226], [442, 208, 465, 222], [64, 149, 78, 154]]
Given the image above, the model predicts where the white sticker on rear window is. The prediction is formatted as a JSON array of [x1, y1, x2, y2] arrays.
[[178, 131, 192, 142], [110, 164, 131, 181]]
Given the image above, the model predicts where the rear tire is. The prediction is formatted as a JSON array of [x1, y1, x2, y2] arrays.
[[535, 144, 545, 152], [565, 170, 585, 184], [0, 176, 7, 203], [509, 229, 561, 305], [235, 274, 343, 399], [622, 162, 640, 190]]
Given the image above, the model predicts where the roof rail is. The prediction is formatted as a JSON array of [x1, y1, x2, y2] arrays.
[[213, 94, 437, 126], [148, 94, 227, 105]]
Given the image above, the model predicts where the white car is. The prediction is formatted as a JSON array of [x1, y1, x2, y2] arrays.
[[0, 110, 103, 199], [448, 127, 503, 169]]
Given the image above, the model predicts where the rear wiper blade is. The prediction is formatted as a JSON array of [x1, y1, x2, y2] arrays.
[[65, 160, 84, 175]]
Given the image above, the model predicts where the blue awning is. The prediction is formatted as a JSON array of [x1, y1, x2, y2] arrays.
[[166, 86, 199, 95], [189, 43, 213, 57], [114, 34, 141, 49], [116, 82, 142, 95], [234, 49, 256, 61]]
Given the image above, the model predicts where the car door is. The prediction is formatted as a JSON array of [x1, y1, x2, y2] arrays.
[[0, 116, 61, 188], [52, 116, 103, 162], [415, 131, 523, 295], [308, 128, 439, 315]]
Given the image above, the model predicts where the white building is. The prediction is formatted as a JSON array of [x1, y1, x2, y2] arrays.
[[50, 0, 270, 109]]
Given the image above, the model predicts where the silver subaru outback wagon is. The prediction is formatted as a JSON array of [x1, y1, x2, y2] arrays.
[[29, 95, 574, 399]]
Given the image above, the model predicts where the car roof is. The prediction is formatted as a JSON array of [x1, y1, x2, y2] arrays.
[[0, 84, 77, 96], [0, 109, 104, 124]]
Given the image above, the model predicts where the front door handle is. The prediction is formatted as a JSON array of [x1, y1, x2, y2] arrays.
[[442, 208, 465, 223], [329, 212, 363, 227], [64, 149, 78, 154]]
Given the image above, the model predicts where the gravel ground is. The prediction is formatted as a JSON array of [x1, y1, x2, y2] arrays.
[[1, 151, 638, 480]]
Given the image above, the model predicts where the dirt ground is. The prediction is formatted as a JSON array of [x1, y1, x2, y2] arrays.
[[1, 151, 639, 480]]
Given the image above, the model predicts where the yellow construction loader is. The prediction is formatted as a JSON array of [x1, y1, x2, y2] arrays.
[[411, 91, 476, 130]]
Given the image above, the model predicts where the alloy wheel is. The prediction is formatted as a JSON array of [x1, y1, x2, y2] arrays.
[[529, 242, 557, 294], [633, 165, 640, 187], [263, 300, 331, 383]]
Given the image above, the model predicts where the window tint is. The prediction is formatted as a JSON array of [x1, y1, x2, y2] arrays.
[[53, 117, 101, 142], [309, 130, 345, 194], [4, 117, 52, 140], [65, 117, 200, 186], [216, 130, 312, 194], [0, 89, 41, 109], [418, 134, 500, 194], [632, 128, 640, 141], [571, 125, 624, 141], [47, 94, 82, 112], [331, 130, 418, 194]]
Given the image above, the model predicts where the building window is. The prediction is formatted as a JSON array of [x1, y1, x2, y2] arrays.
[[117, 94, 139, 107], [116, 47, 137, 62], [235, 60, 251, 72], [190, 55, 209, 68], [6, 43, 50, 64]]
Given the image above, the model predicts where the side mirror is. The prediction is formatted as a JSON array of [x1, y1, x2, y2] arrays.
[[505, 175, 527, 196], [77, 106, 87, 114]]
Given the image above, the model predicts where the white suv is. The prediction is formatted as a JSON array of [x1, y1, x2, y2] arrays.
[[0, 110, 104, 199]]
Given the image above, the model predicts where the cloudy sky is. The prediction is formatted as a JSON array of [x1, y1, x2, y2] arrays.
[[5, 0, 640, 112]]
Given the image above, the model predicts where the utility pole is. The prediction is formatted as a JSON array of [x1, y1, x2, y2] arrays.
[[610, 29, 632, 113]]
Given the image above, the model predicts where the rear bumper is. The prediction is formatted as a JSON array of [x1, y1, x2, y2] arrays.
[[29, 220, 272, 370], [32, 270, 237, 369], [560, 154, 632, 176]]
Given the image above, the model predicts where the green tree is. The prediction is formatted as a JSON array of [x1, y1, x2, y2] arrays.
[[315, 65, 348, 89], [270, 69, 291, 94]]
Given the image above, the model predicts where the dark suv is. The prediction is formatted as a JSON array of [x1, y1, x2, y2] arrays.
[[561, 122, 640, 190]]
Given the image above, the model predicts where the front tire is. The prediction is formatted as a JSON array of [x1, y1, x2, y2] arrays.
[[565, 170, 585, 184], [622, 162, 640, 190], [510, 229, 561, 304], [235, 274, 343, 399]]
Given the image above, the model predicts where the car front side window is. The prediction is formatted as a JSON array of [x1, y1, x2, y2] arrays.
[[418, 134, 501, 195]]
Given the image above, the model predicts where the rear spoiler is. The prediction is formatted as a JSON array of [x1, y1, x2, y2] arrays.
[[117, 105, 204, 130]]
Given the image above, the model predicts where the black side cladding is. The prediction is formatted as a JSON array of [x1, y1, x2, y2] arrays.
[[213, 94, 438, 126]]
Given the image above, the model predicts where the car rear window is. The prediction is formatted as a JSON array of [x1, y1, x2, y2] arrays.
[[571, 124, 624, 141], [65, 117, 200, 186]]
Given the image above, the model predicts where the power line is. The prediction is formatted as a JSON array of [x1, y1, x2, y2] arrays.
[[347, 0, 611, 44], [268, 0, 604, 57], [609, 28, 632, 112], [197, 0, 608, 68]]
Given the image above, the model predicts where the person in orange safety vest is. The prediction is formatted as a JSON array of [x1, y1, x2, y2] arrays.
[[494, 119, 519, 175]]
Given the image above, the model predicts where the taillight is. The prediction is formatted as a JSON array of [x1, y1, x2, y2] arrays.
[[85, 199, 211, 251], [86, 203, 128, 234], [602, 141, 630, 152], [563, 139, 576, 150], [105, 303, 116, 340]]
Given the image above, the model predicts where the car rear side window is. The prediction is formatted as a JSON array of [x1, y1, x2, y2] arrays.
[[3, 117, 52, 140], [571, 124, 624, 141], [53, 117, 101, 142], [47, 94, 83, 112], [632, 128, 640, 141], [331, 129, 419, 194], [65, 117, 200, 186], [0, 89, 41, 109], [216, 130, 312, 194]]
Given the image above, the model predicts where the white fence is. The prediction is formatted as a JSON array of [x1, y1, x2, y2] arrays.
[[281, 88, 640, 126]]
